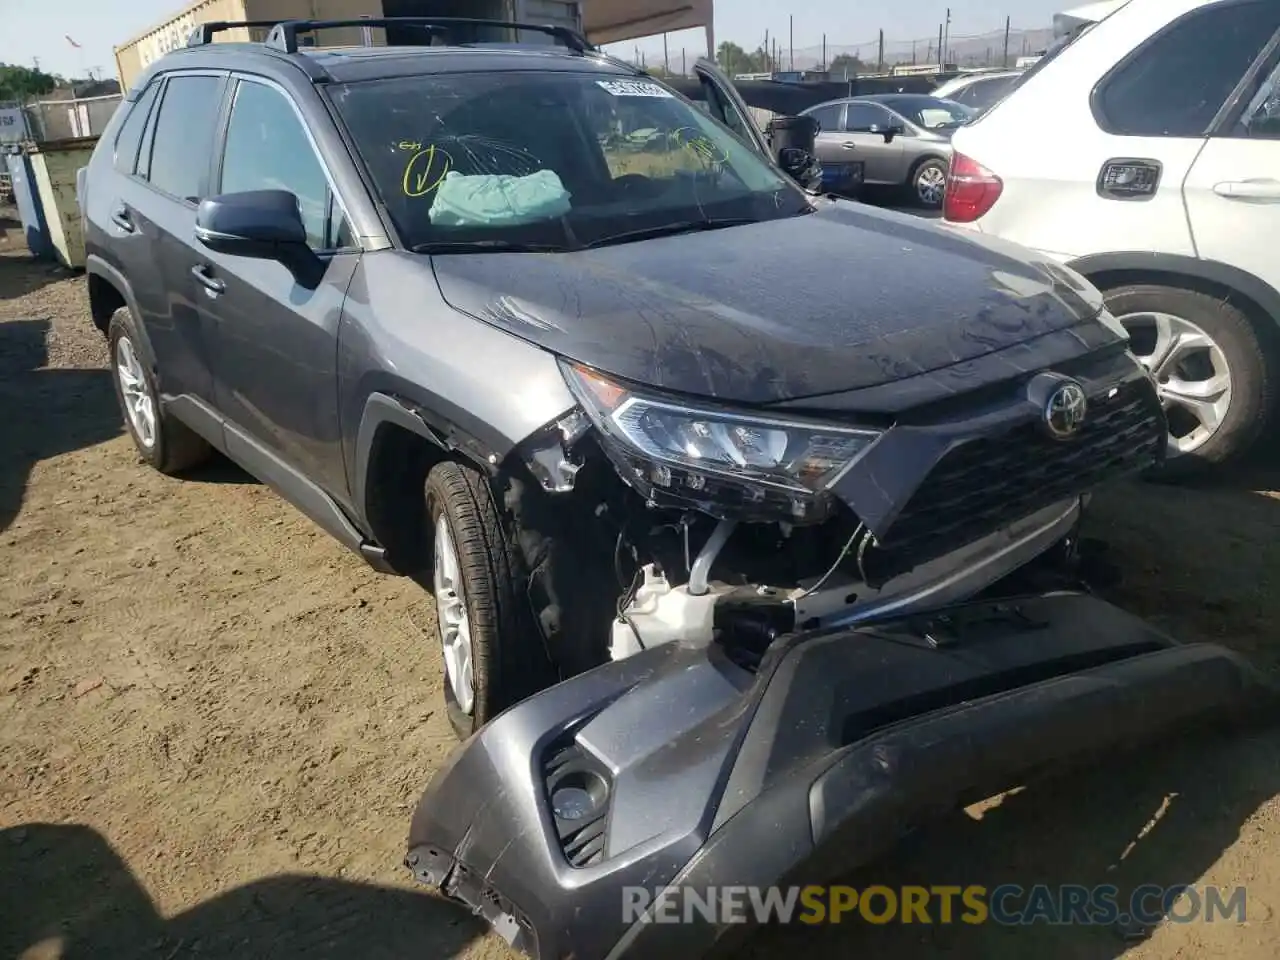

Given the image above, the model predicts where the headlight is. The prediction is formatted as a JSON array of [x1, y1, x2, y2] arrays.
[[562, 362, 881, 522]]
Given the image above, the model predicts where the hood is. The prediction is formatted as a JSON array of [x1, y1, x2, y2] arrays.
[[430, 202, 1101, 406]]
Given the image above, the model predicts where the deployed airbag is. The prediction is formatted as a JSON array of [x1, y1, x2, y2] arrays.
[[428, 169, 572, 227]]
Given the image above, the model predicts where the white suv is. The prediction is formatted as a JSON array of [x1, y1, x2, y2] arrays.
[[943, 0, 1280, 476]]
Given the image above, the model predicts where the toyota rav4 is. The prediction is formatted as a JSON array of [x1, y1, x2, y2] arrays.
[[80, 17, 1167, 739]]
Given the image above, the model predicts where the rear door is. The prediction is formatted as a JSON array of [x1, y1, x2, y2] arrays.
[[1183, 22, 1280, 297], [121, 71, 228, 407], [807, 101, 848, 165], [198, 75, 360, 498]]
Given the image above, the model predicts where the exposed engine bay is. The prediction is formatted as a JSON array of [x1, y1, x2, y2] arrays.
[[506, 358, 1164, 677]]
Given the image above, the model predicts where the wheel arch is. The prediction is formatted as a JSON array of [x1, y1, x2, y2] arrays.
[[85, 256, 159, 366], [353, 392, 506, 574], [1070, 252, 1280, 341]]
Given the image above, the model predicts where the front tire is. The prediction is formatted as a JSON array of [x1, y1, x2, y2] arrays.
[[425, 461, 552, 739], [909, 157, 949, 209], [107, 307, 211, 475], [1105, 283, 1277, 478]]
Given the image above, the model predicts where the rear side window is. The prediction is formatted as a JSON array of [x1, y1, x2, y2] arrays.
[[113, 82, 159, 174], [146, 74, 223, 202], [806, 103, 843, 133], [1093, 0, 1280, 137]]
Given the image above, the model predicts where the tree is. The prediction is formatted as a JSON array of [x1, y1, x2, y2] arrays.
[[715, 41, 772, 76], [828, 53, 865, 78], [0, 64, 58, 103]]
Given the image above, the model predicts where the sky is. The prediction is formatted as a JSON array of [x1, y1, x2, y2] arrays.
[[0, 0, 1069, 80]]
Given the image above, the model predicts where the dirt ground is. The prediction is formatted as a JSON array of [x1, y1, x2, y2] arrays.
[[2, 206, 1279, 960]]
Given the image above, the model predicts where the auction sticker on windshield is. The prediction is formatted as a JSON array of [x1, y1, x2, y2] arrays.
[[597, 79, 674, 98]]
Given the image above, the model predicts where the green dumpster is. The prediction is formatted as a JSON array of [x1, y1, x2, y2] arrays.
[[28, 136, 97, 270]]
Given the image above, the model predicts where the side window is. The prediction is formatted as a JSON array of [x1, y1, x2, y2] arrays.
[[219, 80, 349, 251], [1237, 61, 1280, 139], [1094, 0, 1280, 138], [845, 103, 892, 132], [147, 75, 223, 202], [807, 103, 843, 133], [113, 82, 160, 174], [966, 76, 1016, 110]]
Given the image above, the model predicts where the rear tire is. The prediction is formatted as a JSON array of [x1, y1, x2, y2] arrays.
[[425, 461, 553, 740], [1104, 283, 1277, 479], [107, 307, 211, 475]]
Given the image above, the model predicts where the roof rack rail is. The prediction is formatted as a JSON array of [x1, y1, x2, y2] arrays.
[[263, 16, 595, 55], [186, 20, 284, 47]]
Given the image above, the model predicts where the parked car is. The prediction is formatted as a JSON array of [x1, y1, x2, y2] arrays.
[[930, 69, 1023, 114], [81, 15, 1166, 742], [944, 0, 1280, 476], [802, 93, 976, 207]]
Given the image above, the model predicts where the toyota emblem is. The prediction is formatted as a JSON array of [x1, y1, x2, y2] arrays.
[[1043, 381, 1088, 439]]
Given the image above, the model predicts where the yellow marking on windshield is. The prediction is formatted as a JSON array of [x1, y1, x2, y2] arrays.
[[399, 142, 453, 198], [672, 128, 728, 165]]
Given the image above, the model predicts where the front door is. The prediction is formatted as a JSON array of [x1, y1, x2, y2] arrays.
[[197, 76, 360, 499], [1184, 40, 1280, 302], [693, 58, 774, 161], [841, 102, 906, 185]]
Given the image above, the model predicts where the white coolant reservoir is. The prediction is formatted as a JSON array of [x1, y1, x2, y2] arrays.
[[609, 564, 727, 661]]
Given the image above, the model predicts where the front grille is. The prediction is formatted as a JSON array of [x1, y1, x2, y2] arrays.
[[871, 379, 1163, 578]]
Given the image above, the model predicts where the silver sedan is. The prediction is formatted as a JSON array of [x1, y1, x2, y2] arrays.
[[801, 94, 977, 208]]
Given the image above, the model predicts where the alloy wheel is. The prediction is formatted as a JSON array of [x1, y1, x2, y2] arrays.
[[433, 513, 475, 714], [916, 164, 947, 206], [1115, 310, 1232, 456], [115, 335, 157, 450]]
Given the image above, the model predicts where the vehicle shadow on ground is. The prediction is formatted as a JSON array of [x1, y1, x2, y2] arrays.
[[0, 233, 71, 299], [0, 318, 122, 533], [0, 823, 485, 960], [742, 723, 1280, 958]]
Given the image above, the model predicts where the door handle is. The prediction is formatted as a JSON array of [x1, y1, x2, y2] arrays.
[[840, 141, 858, 150], [191, 264, 225, 295], [109, 206, 134, 233], [1213, 179, 1280, 201]]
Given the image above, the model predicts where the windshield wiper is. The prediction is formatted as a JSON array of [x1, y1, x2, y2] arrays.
[[410, 240, 565, 254], [584, 218, 759, 249]]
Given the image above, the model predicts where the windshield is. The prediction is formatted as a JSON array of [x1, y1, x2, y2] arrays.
[[328, 71, 808, 251], [883, 96, 976, 129]]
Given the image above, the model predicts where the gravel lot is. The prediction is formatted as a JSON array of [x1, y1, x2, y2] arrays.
[[2, 207, 1279, 959]]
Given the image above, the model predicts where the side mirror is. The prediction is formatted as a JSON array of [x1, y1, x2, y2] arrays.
[[778, 147, 824, 193], [882, 123, 905, 143], [195, 189, 310, 262]]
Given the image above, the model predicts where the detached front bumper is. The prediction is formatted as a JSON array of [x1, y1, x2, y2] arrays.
[[406, 592, 1271, 960]]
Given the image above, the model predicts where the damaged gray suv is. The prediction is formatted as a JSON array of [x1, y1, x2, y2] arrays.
[[80, 17, 1166, 738]]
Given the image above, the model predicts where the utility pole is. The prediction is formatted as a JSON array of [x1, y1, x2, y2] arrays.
[[682, 47, 686, 75], [822, 33, 827, 69], [663, 32, 669, 72], [936, 24, 943, 70], [789, 15, 794, 71], [877, 29, 884, 72], [763, 29, 769, 71], [912, 39, 917, 65], [943, 8, 951, 67], [1003, 15, 1011, 67]]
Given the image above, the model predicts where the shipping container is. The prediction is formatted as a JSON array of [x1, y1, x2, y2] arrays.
[[113, 0, 588, 91]]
